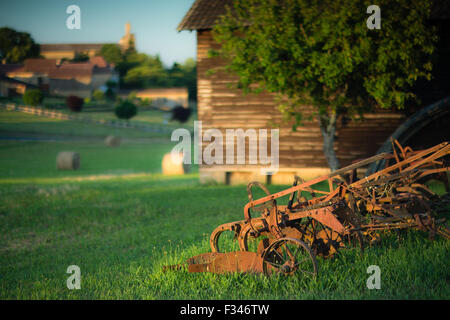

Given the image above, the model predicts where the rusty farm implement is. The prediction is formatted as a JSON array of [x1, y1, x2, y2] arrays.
[[164, 141, 450, 278]]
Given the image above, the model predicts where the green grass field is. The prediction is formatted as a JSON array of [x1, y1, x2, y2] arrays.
[[0, 108, 449, 300]]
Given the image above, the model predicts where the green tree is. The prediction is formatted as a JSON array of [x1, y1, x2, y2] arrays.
[[168, 58, 197, 101], [105, 81, 117, 101], [123, 53, 168, 88], [23, 89, 43, 106], [115, 100, 137, 120], [0, 27, 40, 63], [212, 0, 437, 170], [92, 89, 105, 101], [71, 52, 89, 62], [99, 44, 123, 65]]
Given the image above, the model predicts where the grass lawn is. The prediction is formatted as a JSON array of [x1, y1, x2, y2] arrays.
[[1, 97, 196, 134], [0, 175, 448, 299], [0, 109, 448, 300], [0, 140, 183, 180], [0, 109, 172, 139]]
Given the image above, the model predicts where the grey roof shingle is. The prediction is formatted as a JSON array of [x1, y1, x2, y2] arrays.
[[177, 0, 233, 31]]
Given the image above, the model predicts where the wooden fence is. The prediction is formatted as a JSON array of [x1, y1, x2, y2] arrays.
[[0, 103, 192, 135]]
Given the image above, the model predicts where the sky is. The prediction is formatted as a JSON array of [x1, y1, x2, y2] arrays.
[[0, 0, 197, 67]]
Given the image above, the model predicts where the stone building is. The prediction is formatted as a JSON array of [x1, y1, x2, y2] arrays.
[[40, 23, 136, 62]]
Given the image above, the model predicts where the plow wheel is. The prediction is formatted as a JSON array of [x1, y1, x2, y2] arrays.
[[297, 219, 363, 258], [262, 237, 318, 278]]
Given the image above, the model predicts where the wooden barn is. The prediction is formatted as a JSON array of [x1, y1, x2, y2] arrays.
[[178, 0, 450, 185]]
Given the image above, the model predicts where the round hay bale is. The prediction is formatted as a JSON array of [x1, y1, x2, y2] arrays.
[[162, 152, 190, 175], [56, 152, 80, 170], [105, 135, 121, 147]]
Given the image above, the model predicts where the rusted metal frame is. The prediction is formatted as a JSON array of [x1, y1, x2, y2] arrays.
[[171, 141, 450, 276], [286, 205, 347, 234], [392, 139, 403, 171], [267, 206, 284, 238], [350, 142, 449, 189], [359, 170, 414, 188], [346, 185, 401, 218], [244, 153, 392, 215], [209, 220, 243, 252], [403, 145, 450, 173], [245, 175, 361, 238], [416, 167, 450, 179], [329, 152, 392, 178], [356, 217, 447, 233], [328, 179, 334, 193], [299, 188, 330, 195], [353, 221, 417, 232]]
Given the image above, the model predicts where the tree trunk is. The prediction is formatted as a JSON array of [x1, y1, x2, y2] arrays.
[[319, 114, 341, 171]]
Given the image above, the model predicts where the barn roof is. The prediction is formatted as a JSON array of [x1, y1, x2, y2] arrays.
[[177, 0, 449, 31], [177, 0, 233, 31]]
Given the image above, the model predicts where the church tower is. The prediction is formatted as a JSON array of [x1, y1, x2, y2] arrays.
[[119, 22, 136, 52]]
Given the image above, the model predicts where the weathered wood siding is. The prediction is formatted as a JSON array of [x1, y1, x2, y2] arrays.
[[196, 30, 405, 184]]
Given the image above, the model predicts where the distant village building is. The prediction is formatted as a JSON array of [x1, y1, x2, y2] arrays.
[[136, 88, 189, 109], [0, 56, 117, 98], [0, 74, 37, 97], [177, 0, 449, 185], [40, 44, 105, 62], [0, 22, 139, 99], [40, 23, 136, 62]]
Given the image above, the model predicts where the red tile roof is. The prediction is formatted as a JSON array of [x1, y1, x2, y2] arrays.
[[89, 56, 108, 68], [24, 59, 58, 74], [0, 64, 23, 75], [48, 62, 94, 79]]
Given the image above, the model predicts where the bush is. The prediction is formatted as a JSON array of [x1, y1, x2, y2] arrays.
[[127, 91, 137, 102], [92, 89, 105, 101], [23, 89, 43, 106], [171, 105, 191, 123], [140, 98, 151, 107], [66, 95, 84, 112], [105, 88, 116, 101], [115, 101, 137, 120]]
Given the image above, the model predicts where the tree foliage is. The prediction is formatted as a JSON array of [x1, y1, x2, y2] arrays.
[[71, 52, 89, 62], [92, 89, 105, 101], [23, 89, 43, 106], [171, 105, 192, 123], [66, 95, 84, 112], [98, 44, 197, 101], [212, 0, 437, 170], [115, 100, 137, 120], [0, 27, 40, 63], [99, 44, 123, 65], [122, 53, 168, 87]]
